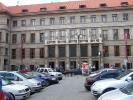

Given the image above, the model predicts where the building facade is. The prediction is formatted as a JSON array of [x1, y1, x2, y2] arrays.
[[0, 0, 133, 70]]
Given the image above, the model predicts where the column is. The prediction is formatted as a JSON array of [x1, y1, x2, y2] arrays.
[[44, 45, 48, 67], [88, 44, 92, 65], [99, 44, 103, 69], [66, 44, 70, 70], [55, 45, 58, 68]]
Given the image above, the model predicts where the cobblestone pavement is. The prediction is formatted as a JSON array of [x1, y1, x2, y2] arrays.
[[28, 75, 97, 100]]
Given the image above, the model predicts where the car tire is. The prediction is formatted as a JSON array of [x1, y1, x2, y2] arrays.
[[5, 93, 15, 100]]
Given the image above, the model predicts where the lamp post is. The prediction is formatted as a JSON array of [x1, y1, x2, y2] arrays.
[[98, 51, 101, 69]]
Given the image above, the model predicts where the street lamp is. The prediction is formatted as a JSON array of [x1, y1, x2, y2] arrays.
[[98, 51, 101, 68]]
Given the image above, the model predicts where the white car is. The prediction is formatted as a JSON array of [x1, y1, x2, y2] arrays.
[[98, 83, 133, 100], [2, 78, 31, 100], [0, 71, 42, 92], [37, 68, 63, 80], [91, 72, 133, 97]]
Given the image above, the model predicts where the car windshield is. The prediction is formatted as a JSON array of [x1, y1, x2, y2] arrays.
[[120, 84, 133, 95], [2, 79, 13, 86], [26, 72, 44, 77], [17, 72, 32, 79], [48, 69, 54, 72]]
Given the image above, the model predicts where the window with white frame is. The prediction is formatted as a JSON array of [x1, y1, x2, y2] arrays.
[[70, 16, 75, 24], [80, 29, 87, 40], [91, 29, 97, 39], [91, 15, 96, 22], [80, 16, 86, 23], [30, 19, 36, 26], [50, 18, 55, 25], [40, 18, 45, 25], [49, 31, 56, 40], [112, 14, 118, 22], [59, 17, 65, 24], [70, 29, 76, 40], [123, 13, 128, 21], [102, 30, 108, 40], [59, 30, 66, 40], [40, 33, 44, 43], [101, 15, 107, 22], [21, 20, 26, 26]]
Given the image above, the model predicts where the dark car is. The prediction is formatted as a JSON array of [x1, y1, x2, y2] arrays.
[[0, 79, 4, 100], [84, 68, 123, 90], [24, 72, 59, 86]]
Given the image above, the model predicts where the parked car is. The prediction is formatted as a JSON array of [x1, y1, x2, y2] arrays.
[[84, 68, 123, 90], [91, 72, 133, 97], [21, 72, 48, 87], [37, 68, 63, 80], [98, 83, 133, 100], [3, 91, 15, 100], [0, 71, 42, 93], [0, 79, 4, 100], [2, 78, 31, 100], [23, 72, 59, 85]]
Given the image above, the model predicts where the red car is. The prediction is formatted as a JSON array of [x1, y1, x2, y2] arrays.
[[0, 91, 4, 100]]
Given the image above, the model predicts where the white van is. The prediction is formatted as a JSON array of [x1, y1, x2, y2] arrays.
[[0, 71, 42, 92], [37, 68, 63, 80]]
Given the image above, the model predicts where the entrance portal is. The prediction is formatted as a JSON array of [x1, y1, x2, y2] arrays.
[[92, 61, 99, 70], [59, 61, 65, 71], [70, 61, 76, 69]]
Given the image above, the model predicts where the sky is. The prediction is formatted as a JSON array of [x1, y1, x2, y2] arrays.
[[0, 0, 78, 6]]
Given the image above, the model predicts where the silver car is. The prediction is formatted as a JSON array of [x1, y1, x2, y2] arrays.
[[98, 83, 133, 100]]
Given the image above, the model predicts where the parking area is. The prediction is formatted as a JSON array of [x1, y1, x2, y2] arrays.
[[28, 75, 96, 100]]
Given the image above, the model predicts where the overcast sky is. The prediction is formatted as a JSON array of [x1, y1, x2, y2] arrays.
[[0, 0, 78, 6]]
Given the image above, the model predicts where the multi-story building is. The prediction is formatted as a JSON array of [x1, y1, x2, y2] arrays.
[[0, 0, 133, 71]]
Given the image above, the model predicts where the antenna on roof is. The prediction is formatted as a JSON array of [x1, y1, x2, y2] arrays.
[[17, 0, 20, 6]]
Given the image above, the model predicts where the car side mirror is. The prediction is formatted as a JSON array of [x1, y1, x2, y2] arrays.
[[126, 77, 132, 82]]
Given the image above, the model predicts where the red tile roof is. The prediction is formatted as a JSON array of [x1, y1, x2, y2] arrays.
[[0, 0, 133, 14]]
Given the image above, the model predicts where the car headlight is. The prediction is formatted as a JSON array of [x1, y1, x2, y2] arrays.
[[52, 78, 56, 80], [18, 89, 25, 93]]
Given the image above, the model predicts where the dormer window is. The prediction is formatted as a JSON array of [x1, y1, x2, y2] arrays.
[[99, 3, 107, 7], [59, 6, 66, 10], [40, 8, 47, 12], [22, 9, 28, 13], [79, 5, 86, 8], [121, 2, 129, 6]]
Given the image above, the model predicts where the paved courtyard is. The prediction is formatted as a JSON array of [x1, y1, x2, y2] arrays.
[[28, 75, 97, 100]]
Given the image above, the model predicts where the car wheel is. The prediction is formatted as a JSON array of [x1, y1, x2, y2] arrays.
[[5, 93, 15, 100], [45, 81, 50, 86]]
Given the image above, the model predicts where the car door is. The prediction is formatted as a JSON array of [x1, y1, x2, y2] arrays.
[[100, 72, 117, 80]]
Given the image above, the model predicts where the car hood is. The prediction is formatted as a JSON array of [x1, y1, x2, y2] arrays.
[[49, 72, 62, 75], [98, 89, 127, 100], [3, 84, 28, 91], [28, 79, 39, 84]]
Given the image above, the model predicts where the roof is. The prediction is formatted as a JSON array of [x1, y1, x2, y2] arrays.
[[0, 0, 133, 14]]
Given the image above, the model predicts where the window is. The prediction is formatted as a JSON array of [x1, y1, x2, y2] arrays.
[[99, 3, 107, 7], [40, 48, 44, 58], [22, 9, 28, 13], [70, 16, 75, 24], [30, 48, 35, 58], [59, 17, 65, 24], [101, 15, 107, 22], [40, 8, 47, 12], [5, 48, 8, 56], [103, 46, 109, 57], [59, 30, 66, 40], [40, 33, 44, 43], [12, 49, 16, 59], [48, 46, 55, 57], [59, 46, 65, 57], [30, 19, 36, 26], [114, 45, 119, 56], [59, 6, 66, 10], [50, 18, 55, 25], [80, 45, 88, 57], [70, 29, 76, 40], [0, 32, 1, 42], [79, 5, 86, 8], [7, 19, 9, 26], [102, 30, 108, 40], [12, 34, 17, 44], [30, 33, 35, 43], [91, 15, 96, 22], [69, 45, 76, 57], [21, 34, 26, 43], [49, 31, 56, 40], [91, 29, 97, 39], [22, 48, 25, 59], [80, 29, 87, 40], [40, 18, 45, 25], [91, 45, 99, 56], [123, 13, 128, 21], [113, 29, 119, 40], [112, 14, 118, 22], [21, 20, 26, 26], [13, 20, 17, 27], [6, 33, 8, 43], [80, 16, 86, 23], [127, 45, 131, 56], [124, 29, 130, 39], [121, 2, 129, 6]]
